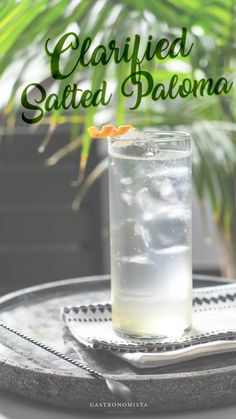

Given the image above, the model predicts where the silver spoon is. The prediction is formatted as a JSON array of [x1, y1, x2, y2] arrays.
[[0, 322, 136, 402]]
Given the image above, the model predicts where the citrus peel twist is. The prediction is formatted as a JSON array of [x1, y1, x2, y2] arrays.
[[87, 125, 134, 138]]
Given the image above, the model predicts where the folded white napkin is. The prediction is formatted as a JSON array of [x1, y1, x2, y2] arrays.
[[62, 283, 236, 368]]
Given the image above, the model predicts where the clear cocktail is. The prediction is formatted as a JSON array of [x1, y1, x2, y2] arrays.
[[108, 131, 192, 338]]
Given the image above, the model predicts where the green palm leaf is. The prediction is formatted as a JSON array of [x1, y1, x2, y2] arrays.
[[0, 0, 235, 247]]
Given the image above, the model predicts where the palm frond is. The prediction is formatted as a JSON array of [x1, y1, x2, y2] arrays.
[[0, 0, 235, 240]]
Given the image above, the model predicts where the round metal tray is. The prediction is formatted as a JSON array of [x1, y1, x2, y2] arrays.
[[0, 274, 235, 412]]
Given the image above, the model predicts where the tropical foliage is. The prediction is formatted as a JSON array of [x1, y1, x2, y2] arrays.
[[0, 0, 236, 274]]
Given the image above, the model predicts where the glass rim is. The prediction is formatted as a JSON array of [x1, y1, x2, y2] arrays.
[[108, 130, 191, 142]]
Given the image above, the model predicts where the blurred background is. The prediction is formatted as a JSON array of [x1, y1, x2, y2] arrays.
[[0, 0, 235, 294]]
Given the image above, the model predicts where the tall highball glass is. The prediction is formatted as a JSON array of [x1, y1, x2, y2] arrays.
[[108, 132, 192, 338]]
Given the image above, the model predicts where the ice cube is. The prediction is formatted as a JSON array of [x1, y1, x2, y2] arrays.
[[122, 141, 160, 158], [120, 177, 133, 185], [159, 179, 178, 200], [147, 166, 189, 179], [121, 190, 133, 205], [143, 142, 160, 157], [145, 177, 179, 204], [143, 207, 191, 250], [136, 186, 157, 211], [111, 220, 149, 257]]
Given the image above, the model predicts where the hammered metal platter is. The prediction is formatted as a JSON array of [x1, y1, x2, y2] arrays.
[[0, 274, 236, 412]]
